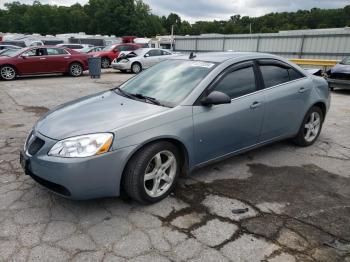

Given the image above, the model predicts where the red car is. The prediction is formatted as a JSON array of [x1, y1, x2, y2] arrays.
[[91, 43, 140, 68], [0, 46, 89, 81]]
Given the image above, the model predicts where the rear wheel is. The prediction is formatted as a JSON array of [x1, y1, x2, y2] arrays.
[[0, 65, 16, 81], [69, 63, 83, 77], [123, 142, 180, 204], [131, 62, 142, 74], [101, 57, 111, 69], [293, 106, 323, 147]]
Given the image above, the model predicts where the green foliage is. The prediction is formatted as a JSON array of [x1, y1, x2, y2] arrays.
[[0, 1, 349, 36]]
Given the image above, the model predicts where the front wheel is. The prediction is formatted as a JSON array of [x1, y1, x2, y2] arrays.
[[131, 62, 142, 74], [293, 106, 324, 147], [101, 57, 111, 69], [122, 142, 180, 204], [0, 65, 17, 81], [69, 63, 83, 77]]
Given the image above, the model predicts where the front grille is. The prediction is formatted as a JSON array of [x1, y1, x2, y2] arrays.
[[28, 136, 45, 155], [29, 171, 71, 196]]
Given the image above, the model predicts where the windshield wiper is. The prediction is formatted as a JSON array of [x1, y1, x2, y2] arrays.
[[132, 93, 162, 106], [114, 87, 135, 99], [114, 88, 165, 107]]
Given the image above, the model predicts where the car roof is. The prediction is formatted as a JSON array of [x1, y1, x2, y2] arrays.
[[174, 52, 280, 63]]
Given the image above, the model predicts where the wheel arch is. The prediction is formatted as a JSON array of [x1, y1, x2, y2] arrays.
[[131, 61, 142, 70], [0, 63, 19, 75], [121, 137, 190, 183], [312, 101, 327, 118]]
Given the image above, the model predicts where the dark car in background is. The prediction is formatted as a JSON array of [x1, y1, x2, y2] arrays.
[[0, 46, 89, 80], [327, 57, 350, 90], [90, 43, 140, 68]]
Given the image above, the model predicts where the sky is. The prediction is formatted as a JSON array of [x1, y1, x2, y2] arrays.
[[0, 0, 349, 22]]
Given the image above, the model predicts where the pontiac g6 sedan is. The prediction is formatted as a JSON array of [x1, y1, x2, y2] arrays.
[[20, 52, 330, 204]]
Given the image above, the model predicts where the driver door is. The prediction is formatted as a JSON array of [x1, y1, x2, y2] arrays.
[[16, 48, 49, 74], [143, 49, 162, 68], [192, 61, 266, 165]]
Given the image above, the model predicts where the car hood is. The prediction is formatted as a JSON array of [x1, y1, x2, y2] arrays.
[[35, 90, 169, 140], [331, 63, 350, 74]]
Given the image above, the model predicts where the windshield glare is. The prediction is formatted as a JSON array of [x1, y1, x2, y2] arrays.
[[119, 60, 216, 107], [340, 57, 350, 65]]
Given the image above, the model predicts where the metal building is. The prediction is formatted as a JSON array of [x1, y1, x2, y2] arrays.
[[174, 27, 350, 60]]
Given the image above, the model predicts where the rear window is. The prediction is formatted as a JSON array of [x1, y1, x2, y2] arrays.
[[260, 64, 304, 88], [47, 48, 68, 55]]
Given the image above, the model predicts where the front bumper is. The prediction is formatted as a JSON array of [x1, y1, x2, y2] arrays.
[[20, 131, 137, 200], [111, 62, 131, 70]]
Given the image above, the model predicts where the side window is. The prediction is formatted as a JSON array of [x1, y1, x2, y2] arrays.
[[288, 68, 304, 81], [116, 45, 126, 51], [213, 66, 257, 99], [147, 49, 163, 57], [23, 48, 46, 56], [23, 49, 37, 57], [46, 48, 68, 55], [260, 65, 290, 88]]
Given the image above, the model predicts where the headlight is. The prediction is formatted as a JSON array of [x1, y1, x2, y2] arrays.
[[120, 59, 129, 63], [48, 133, 113, 158]]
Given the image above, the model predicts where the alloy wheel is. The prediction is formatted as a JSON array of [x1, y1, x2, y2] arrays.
[[304, 111, 321, 142], [1, 66, 16, 80], [70, 64, 82, 76], [144, 150, 177, 198], [101, 58, 110, 68]]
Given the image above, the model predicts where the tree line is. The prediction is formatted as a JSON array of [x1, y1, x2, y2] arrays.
[[0, 0, 349, 37]]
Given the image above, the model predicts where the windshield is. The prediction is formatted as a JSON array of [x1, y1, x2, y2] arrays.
[[119, 59, 216, 107], [340, 57, 350, 65], [102, 45, 115, 51], [6, 48, 25, 57]]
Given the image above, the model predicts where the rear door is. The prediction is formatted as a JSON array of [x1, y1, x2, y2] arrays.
[[45, 48, 71, 72], [192, 61, 265, 164], [257, 59, 312, 141]]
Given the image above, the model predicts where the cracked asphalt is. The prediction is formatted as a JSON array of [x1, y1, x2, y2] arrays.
[[0, 71, 350, 262]]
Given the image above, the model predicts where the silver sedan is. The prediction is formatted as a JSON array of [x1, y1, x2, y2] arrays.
[[21, 52, 330, 204], [111, 48, 178, 73]]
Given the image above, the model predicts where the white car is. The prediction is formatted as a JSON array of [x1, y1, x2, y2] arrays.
[[111, 48, 178, 73], [56, 44, 94, 53]]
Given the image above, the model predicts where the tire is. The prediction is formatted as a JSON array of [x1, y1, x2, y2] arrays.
[[123, 142, 180, 204], [0, 65, 17, 81], [69, 63, 83, 77], [293, 106, 324, 147], [101, 57, 111, 69], [131, 62, 142, 74]]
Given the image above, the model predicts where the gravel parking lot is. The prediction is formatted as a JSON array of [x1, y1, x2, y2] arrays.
[[1, 71, 350, 262]]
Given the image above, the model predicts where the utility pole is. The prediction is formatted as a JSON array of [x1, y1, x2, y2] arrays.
[[170, 25, 174, 51]]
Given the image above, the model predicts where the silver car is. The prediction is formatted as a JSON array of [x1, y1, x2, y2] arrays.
[[111, 48, 177, 73], [20, 52, 330, 204]]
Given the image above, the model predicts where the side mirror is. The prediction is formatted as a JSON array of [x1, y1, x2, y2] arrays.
[[201, 91, 231, 106], [20, 54, 27, 59], [144, 53, 150, 57]]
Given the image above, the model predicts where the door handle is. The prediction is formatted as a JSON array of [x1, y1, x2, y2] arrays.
[[64, 57, 70, 59], [250, 101, 261, 109], [299, 87, 307, 93], [39, 57, 46, 60]]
